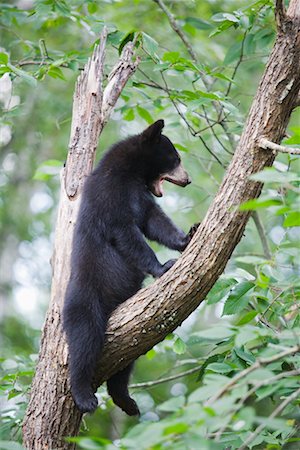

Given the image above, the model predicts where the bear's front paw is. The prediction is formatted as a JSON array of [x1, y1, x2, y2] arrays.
[[159, 259, 177, 277], [188, 222, 200, 241]]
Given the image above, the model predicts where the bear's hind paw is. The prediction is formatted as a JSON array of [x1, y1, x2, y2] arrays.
[[74, 392, 98, 414]]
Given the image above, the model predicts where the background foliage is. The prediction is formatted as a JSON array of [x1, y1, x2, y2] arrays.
[[0, 1, 299, 449]]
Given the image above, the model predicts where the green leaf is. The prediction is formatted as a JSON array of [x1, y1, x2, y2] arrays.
[[250, 168, 299, 183], [235, 326, 258, 347], [206, 278, 237, 305], [224, 41, 243, 65], [212, 13, 239, 23], [33, 159, 62, 180], [222, 281, 254, 316], [7, 63, 37, 86], [212, 72, 234, 82], [189, 326, 235, 342], [234, 347, 255, 364], [158, 395, 185, 412], [236, 310, 258, 325], [196, 89, 224, 100], [206, 362, 233, 374], [162, 51, 180, 63], [136, 106, 153, 124], [174, 143, 189, 152], [123, 108, 135, 121], [146, 348, 156, 360], [66, 437, 111, 449], [119, 30, 136, 55], [0, 66, 11, 75], [87, 2, 98, 14], [141, 32, 159, 61], [283, 212, 300, 227], [0, 52, 9, 64], [185, 17, 212, 30], [48, 66, 66, 81], [163, 422, 189, 435], [173, 337, 186, 355], [235, 255, 266, 264], [196, 355, 218, 381], [240, 197, 282, 211], [244, 34, 256, 55], [210, 20, 236, 38]]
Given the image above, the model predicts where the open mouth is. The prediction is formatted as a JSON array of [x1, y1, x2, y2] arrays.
[[150, 170, 191, 197]]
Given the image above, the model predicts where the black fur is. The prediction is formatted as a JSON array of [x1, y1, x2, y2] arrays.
[[63, 120, 194, 416]]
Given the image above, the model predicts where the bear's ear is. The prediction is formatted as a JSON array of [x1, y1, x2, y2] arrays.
[[141, 119, 164, 143]]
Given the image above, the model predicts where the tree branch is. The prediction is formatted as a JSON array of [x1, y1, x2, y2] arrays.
[[259, 137, 300, 155], [130, 366, 200, 389], [252, 211, 272, 259]]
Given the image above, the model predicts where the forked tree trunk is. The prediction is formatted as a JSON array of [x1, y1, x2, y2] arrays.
[[22, 29, 139, 450], [23, 2, 300, 449]]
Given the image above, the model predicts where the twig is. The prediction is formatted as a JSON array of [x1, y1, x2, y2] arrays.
[[259, 138, 300, 155], [206, 345, 300, 406], [261, 285, 292, 319], [39, 39, 50, 63], [225, 30, 248, 98], [152, 0, 236, 151], [252, 211, 272, 259], [130, 366, 200, 389], [275, 0, 287, 30], [17, 59, 70, 69], [160, 72, 226, 168], [238, 386, 300, 450], [201, 106, 234, 155], [153, 0, 198, 64]]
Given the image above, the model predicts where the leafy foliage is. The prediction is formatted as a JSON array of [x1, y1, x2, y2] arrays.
[[0, 0, 299, 449]]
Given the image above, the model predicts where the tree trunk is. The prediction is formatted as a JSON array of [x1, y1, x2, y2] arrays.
[[22, 29, 139, 450], [23, 2, 300, 449]]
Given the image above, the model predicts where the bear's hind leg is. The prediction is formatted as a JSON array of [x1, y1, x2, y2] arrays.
[[107, 362, 140, 416]]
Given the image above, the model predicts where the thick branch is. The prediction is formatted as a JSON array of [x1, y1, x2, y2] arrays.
[[259, 137, 300, 154], [93, 1, 300, 386]]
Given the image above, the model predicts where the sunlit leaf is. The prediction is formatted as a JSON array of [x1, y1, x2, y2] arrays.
[[222, 281, 254, 316]]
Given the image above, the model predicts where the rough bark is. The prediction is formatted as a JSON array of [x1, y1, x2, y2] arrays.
[[95, 0, 300, 384], [23, 2, 300, 449], [22, 29, 139, 450]]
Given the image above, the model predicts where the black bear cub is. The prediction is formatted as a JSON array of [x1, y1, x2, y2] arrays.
[[63, 120, 195, 416]]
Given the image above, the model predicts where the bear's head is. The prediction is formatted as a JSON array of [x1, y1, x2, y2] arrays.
[[140, 120, 191, 197]]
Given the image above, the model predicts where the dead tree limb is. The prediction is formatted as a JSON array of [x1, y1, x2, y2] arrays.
[[22, 29, 139, 450], [23, 1, 300, 448]]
